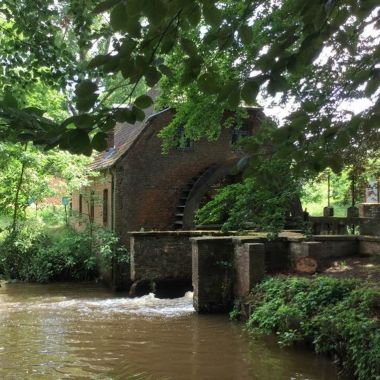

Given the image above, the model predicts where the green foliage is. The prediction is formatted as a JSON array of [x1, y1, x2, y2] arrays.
[[0, 0, 377, 172], [0, 142, 93, 226], [195, 158, 301, 235], [247, 276, 380, 380], [229, 301, 241, 321], [0, 223, 96, 282], [0, 217, 128, 283], [94, 227, 130, 272], [301, 164, 379, 216]]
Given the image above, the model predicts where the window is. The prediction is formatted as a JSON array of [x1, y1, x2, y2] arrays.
[[79, 194, 83, 215], [90, 190, 95, 223], [176, 126, 193, 151], [231, 123, 251, 145], [103, 189, 108, 226]]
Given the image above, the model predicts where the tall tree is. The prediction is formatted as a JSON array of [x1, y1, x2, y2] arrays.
[[0, 0, 378, 174]]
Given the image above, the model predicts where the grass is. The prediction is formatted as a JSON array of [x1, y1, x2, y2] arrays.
[[303, 202, 350, 217]]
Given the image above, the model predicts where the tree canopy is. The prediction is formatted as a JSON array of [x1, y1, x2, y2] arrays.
[[0, 0, 379, 174]]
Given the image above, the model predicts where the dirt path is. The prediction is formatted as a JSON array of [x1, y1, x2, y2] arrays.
[[319, 255, 380, 284]]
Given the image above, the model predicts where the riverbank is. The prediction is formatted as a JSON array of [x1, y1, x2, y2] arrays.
[[243, 275, 380, 380]]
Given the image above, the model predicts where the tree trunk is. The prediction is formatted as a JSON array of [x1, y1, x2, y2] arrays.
[[11, 143, 28, 233]]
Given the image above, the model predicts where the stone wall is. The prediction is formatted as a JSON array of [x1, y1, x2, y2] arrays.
[[233, 242, 266, 299], [191, 237, 235, 313], [130, 231, 230, 283], [190, 234, 377, 312], [126, 231, 380, 311], [359, 236, 380, 256]]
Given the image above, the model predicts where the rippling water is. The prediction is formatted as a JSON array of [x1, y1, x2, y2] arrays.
[[0, 282, 346, 379]]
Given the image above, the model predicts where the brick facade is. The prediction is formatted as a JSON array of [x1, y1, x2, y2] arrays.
[[71, 172, 113, 230], [72, 108, 262, 245]]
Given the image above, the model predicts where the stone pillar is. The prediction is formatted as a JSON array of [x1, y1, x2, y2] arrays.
[[358, 203, 380, 236], [191, 237, 234, 313], [234, 243, 265, 298]]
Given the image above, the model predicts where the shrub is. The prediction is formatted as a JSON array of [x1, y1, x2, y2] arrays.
[[0, 222, 96, 282], [93, 227, 130, 272], [247, 276, 380, 380]]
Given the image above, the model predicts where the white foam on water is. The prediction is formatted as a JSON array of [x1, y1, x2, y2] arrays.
[[1, 292, 195, 317]]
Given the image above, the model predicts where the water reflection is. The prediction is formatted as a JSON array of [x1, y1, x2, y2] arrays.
[[0, 282, 345, 379]]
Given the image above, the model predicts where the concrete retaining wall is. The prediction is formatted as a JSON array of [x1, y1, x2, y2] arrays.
[[191, 237, 234, 313], [130, 230, 233, 282], [359, 236, 380, 256], [129, 231, 380, 312]]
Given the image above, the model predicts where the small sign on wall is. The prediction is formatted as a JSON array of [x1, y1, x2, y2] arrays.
[[365, 180, 379, 203]]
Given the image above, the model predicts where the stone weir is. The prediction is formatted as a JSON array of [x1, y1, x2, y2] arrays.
[[128, 230, 380, 312]]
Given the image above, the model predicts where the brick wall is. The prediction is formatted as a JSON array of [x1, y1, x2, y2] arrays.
[[71, 171, 113, 230], [114, 109, 262, 243]]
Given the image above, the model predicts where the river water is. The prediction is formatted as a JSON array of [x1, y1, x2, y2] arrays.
[[0, 282, 345, 379]]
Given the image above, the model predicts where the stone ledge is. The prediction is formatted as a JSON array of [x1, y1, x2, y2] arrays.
[[190, 236, 234, 242], [129, 230, 224, 237], [358, 235, 380, 242], [313, 235, 358, 241]]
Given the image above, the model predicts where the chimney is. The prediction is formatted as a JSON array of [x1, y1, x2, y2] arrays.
[[106, 129, 115, 149]]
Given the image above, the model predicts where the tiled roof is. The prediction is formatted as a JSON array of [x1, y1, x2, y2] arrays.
[[89, 105, 168, 170]]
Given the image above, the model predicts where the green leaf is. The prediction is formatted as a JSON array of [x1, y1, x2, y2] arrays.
[[302, 101, 318, 113], [227, 89, 241, 108], [23, 107, 44, 116], [180, 38, 198, 57], [65, 129, 92, 155], [180, 56, 203, 86], [88, 54, 108, 69], [134, 95, 153, 109], [132, 106, 145, 121], [217, 26, 233, 49], [239, 24, 253, 45], [119, 39, 137, 56], [70, 114, 94, 129], [76, 80, 97, 97], [197, 73, 219, 95], [103, 55, 120, 73], [158, 64, 173, 77], [267, 75, 288, 95], [120, 58, 136, 79], [99, 117, 117, 131], [94, 0, 120, 14], [241, 80, 260, 105], [160, 36, 177, 54], [125, 0, 143, 16], [186, 3, 201, 26], [125, 17, 141, 37], [143, 0, 166, 26], [365, 69, 380, 97], [3, 92, 18, 108], [202, 3, 222, 27], [92, 132, 108, 151], [115, 109, 137, 124], [217, 80, 240, 102], [145, 66, 161, 87], [110, 3, 128, 31], [76, 94, 98, 113]]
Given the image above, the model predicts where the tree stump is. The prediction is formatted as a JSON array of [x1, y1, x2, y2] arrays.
[[295, 256, 318, 274]]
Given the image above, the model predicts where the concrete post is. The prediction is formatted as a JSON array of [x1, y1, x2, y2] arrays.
[[234, 243, 265, 298], [191, 237, 234, 313]]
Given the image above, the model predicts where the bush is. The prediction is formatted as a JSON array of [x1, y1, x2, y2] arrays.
[[195, 158, 302, 235], [247, 276, 380, 380], [0, 222, 128, 283]]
